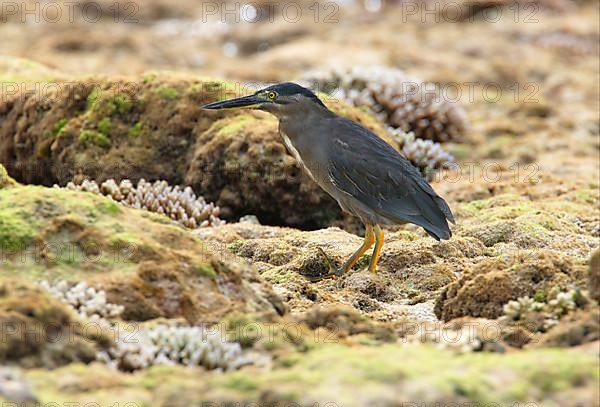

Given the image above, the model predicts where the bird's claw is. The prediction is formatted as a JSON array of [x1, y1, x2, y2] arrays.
[[305, 247, 343, 282]]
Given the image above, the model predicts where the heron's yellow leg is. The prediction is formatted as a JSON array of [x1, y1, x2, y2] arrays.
[[368, 225, 384, 273], [341, 225, 375, 273]]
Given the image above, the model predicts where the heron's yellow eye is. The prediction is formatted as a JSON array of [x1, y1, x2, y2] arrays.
[[267, 91, 277, 100]]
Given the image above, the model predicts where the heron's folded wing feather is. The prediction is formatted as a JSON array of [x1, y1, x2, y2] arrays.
[[326, 118, 454, 238]]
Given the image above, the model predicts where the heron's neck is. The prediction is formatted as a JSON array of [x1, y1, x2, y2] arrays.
[[278, 103, 335, 141]]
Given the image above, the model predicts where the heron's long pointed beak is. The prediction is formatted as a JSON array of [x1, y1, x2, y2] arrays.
[[201, 94, 262, 110]]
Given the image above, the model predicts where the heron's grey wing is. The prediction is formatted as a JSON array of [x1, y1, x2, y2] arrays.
[[326, 118, 454, 239]]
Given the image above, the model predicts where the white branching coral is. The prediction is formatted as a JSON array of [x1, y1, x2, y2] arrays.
[[97, 324, 251, 372], [40, 280, 252, 372], [546, 290, 578, 318], [501, 289, 582, 332], [61, 178, 225, 229], [301, 65, 469, 143], [502, 296, 545, 322], [39, 280, 124, 323], [391, 129, 456, 180]]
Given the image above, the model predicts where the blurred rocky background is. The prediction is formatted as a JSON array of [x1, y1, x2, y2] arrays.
[[0, 0, 598, 404]]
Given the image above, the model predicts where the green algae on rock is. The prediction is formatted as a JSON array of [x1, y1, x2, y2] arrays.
[[195, 223, 465, 320], [0, 56, 62, 84], [0, 183, 284, 323]]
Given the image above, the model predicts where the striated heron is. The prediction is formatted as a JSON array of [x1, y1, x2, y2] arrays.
[[202, 82, 454, 277]]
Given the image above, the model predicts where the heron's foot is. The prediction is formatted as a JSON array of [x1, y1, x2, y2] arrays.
[[304, 247, 343, 282]]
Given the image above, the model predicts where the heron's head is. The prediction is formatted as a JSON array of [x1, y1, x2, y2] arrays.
[[201, 82, 327, 118]]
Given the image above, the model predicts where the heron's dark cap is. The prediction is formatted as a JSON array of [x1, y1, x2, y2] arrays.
[[263, 82, 326, 107]]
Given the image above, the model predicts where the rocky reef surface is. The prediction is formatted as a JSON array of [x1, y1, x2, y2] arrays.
[[0, 0, 599, 403], [0, 119, 598, 403]]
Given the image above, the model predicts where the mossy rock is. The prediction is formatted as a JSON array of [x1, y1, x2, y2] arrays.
[[459, 194, 584, 248], [0, 75, 235, 187], [195, 223, 466, 319], [195, 184, 599, 320], [0, 184, 284, 323], [434, 250, 587, 321]]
